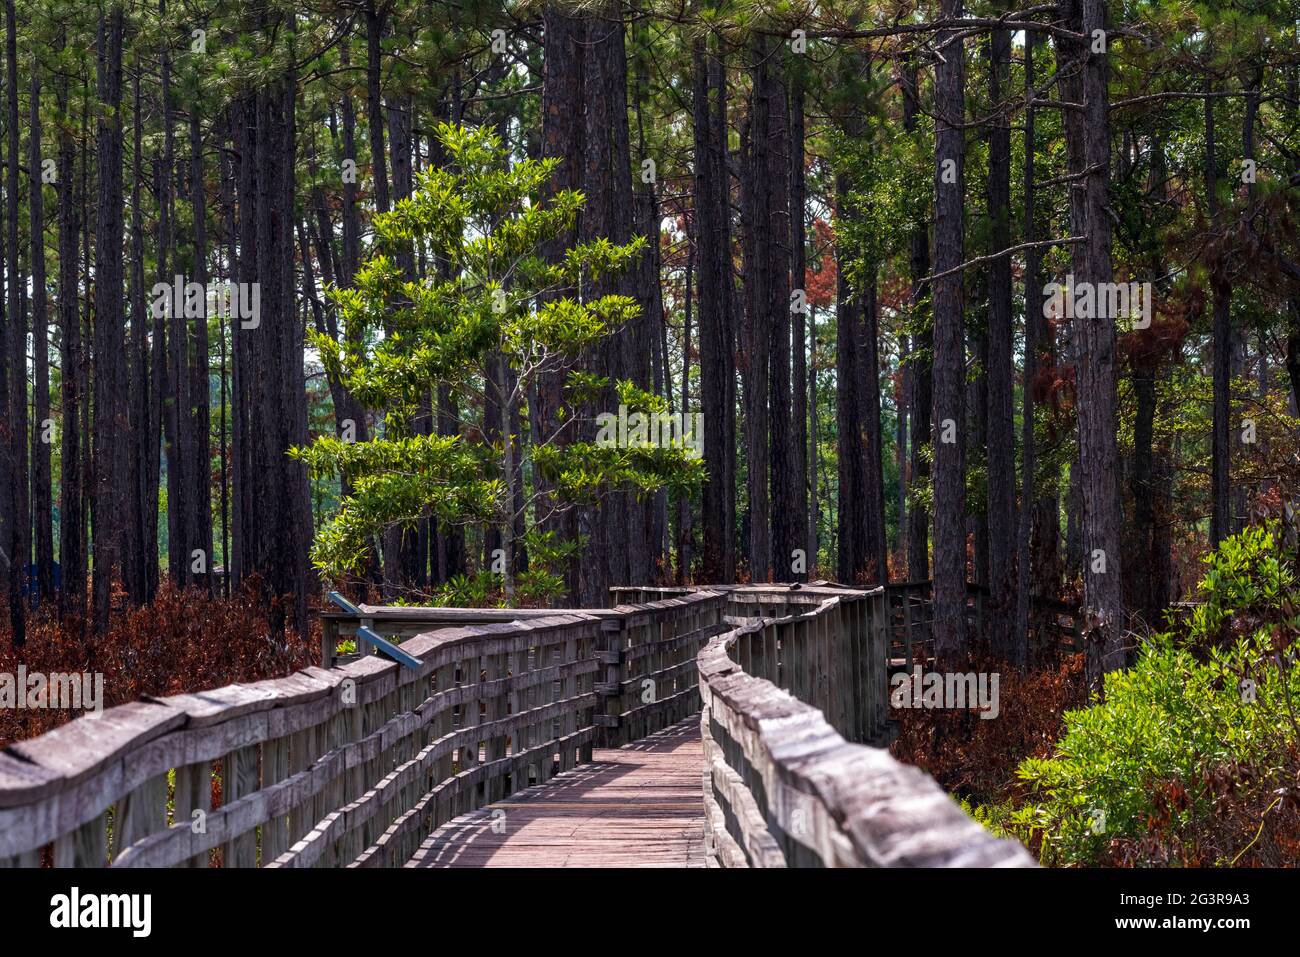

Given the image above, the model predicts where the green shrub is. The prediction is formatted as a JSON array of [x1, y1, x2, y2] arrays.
[[1005, 523, 1300, 866]]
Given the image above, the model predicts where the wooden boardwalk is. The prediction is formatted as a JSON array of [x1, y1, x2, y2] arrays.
[[405, 719, 707, 868]]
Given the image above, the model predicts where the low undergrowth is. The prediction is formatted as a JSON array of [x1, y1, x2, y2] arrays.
[[897, 523, 1300, 867], [889, 654, 1087, 806], [0, 580, 317, 749]]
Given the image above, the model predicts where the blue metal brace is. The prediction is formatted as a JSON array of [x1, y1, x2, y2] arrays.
[[327, 591, 424, 669]]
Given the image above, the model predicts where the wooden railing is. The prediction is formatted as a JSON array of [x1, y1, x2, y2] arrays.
[[320, 604, 624, 669], [613, 581, 1083, 670], [695, 586, 1036, 868], [1, 581, 1057, 869], [0, 591, 725, 868]]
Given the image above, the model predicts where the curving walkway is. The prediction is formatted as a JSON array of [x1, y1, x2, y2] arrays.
[[406, 719, 707, 868]]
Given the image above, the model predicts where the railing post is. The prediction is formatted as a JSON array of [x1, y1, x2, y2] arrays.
[[595, 617, 625, 747], [321, 615, 337, 669]]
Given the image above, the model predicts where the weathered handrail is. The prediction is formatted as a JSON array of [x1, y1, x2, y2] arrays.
[[0, 591, 725, 868], [320, 604, 626, 669], [695, 588, 1036, 868], [612, 581, 1082, 667]]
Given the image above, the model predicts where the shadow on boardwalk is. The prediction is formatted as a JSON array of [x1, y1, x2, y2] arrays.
[[406, 719, 707, 868]]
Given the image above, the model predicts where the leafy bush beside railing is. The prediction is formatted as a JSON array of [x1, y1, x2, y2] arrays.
[[1001, 524, 1300, 866]]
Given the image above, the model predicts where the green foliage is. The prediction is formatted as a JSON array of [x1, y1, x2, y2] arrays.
[[295, 124, 703, 595], [1007, 524, 1300, 865], [422, 530, 581, 608]]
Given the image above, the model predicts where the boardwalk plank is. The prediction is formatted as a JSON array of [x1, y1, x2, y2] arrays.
[[406, 719, 705, 868]]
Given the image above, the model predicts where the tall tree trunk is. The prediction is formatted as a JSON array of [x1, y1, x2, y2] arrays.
[[29, 57, 54, 605], [835, 174, 867, 585], [931, 0, 968, 663], [903, 60, 932, 581], [122, 60, 148, 603], [160, 8, 192, 589], [860, 270, 889, 584], [789, 68, 810, 574], [678, 227, 694, 581], [631, 29, 663, 584], [217, 119, 236, 593], [1127, 129, 1171, 630], [986, 24, 1016, 656], [1059, 0, 1125, 687], [146, 138, 166, 598], [1206, 69, 1232, 548], [1013, 29, 1042, 666], [389, 90, 427, 587], [764, 49, 794, 582], [742, 36, 784, 582], [233, 72, 312, 636], [692, 38, 734, 584], [365, 0, 390, 215], [190, 106, 213, 592], [634, 181, 667, 582], [91, 5, 126, 630], [81, 81, 93, 611], [0, 2, 10, 637], [895, 329, 907, 576], [55, 52, 85, 621], [578, 0, 637, 603], [1028, 30, 1061, 609], [4, 0, 26, 643], [810, 304, 820, 568], [536, 5, 585, 599], [339, 43, 362, 290], [971, 277, 989, 590]]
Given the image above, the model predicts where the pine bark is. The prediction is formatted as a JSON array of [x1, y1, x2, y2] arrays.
[[578, 1, 637, 603], [931, 0, 968, 663], [986, 25, 1016, 655], [535, 5, 585, 598], [123, 62, 148, 603], [29, 59, 54, 604], [55, 52, 86, 621], [1013, 30, 1042, 666], [1058, 0, 1125, 686], [1205, 73, 1232, 548], [4, 0, 26, 641], [692, 39, 734, 584], [190, 106, 213, 591], [91, 7, 126, 630], [790, 72, 809, 569], [903, 61, 932, 581]]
